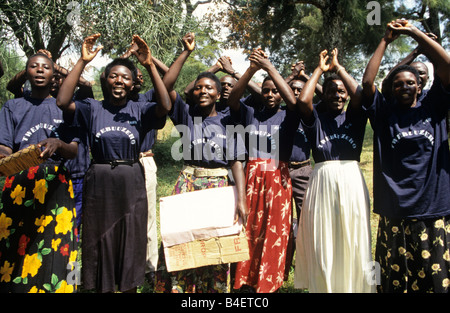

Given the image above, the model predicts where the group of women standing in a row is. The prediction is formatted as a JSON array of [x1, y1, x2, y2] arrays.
[[0, 19, 448, 294]]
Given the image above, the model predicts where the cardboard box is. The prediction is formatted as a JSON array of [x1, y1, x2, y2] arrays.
[[163, 231, 249, 272], [159, 186, 249, 272]]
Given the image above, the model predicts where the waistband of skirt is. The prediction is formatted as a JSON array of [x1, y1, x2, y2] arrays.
[[288, 159, 311, 169], [314, 160, 359, 169], [92, 159, 139, 168], [182, 165, 228, 177]]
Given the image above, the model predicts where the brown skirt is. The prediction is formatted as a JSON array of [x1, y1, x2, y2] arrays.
[[81, 162, 148, 292]]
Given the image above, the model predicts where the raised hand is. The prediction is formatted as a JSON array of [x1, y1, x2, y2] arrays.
[[37, 49, 52, 59], [182, 32, 195, 52], [131, 35, 152, 67], [388, 19, 415, 37], [329, 48, 342, 73], [249, 47, 267, 70], [318, 50, 330, 72], [218, 56, 234, 74], [81, 33, 103, 63], [291, 61, 305, 77]]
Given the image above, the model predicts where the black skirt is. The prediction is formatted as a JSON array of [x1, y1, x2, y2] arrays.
[[376, 215, 450, 293], [81, 162, 148, 292]]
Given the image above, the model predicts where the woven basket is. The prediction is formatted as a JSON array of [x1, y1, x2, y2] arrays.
[[0, 144, 44, 176]]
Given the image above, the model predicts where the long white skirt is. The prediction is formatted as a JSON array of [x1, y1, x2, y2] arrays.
[[294, 160, 375, 293]]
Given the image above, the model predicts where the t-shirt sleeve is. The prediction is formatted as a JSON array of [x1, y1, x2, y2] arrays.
[[230, 97, 255, 127], [361, 88, 385, 127], [300, 105, 319, 131], [284, 106, 301, 133], [73, 98, 93, 130], [0, 100, 15, 149], [140, 102, 166, 132], [423, 75, 450, 115], [226, 122, 247, 162], [168, 92, 190, 126]]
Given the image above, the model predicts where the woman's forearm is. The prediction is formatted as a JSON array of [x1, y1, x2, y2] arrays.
[[56, 58, 87, 113]]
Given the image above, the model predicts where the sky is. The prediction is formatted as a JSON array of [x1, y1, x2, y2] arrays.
[[191, 2, 265, 82]]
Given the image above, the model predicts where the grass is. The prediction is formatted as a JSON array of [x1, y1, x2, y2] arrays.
[[0, 119, 378, 293]]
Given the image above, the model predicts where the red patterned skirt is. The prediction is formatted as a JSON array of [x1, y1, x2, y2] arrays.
[[233, 159, 292, 293]]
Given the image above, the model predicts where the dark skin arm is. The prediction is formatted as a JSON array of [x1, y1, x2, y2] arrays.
[[362, 23, 399, 100], [163, 33, 195, 103], [130, 35, 172, 117], [56, 33, 103, 114], [230, 160, 248, 225], [37, 138, 78, 160], [6, 69, 27, 98], [389, 20, 449, 87], [328, 48, 363, 110], [184, 55, 221, 98], [0, 145, 12, 158], [227, 49, 262, 113], [297, 50, 329, 124], [219, 56, 262, 98], [250, 52, 297, 111], [0, 139, 78, 162], [152, 56, 169, 76]]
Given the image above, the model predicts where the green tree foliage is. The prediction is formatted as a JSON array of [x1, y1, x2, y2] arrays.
[[0, 47, 25, 106], [0, 0, 220, 63], [219, 0, 448, 79], [395, 0, 449, 47], [0, 0, 221, 99], [0, 0, 77, 60]]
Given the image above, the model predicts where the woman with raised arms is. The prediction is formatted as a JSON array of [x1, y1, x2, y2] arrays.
[[56, 34, 171, 293]]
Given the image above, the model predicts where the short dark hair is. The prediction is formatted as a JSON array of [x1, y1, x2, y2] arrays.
[[262, 75, 273, 85], [389, 64, 420, 86], [322, 74, 343, 95], [194, 72, 222, 94], [26, 53, 55, 72], [104, 58, 138, 81]]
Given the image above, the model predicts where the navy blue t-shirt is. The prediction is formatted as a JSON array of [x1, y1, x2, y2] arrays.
[[74, 98, 165, 162], [289, 123, 311, 162], [138, 89, 157, 152], [65, 89, 92, 178], [170, 93, 246, 168], [0, 96, 79, 159], [302, 102, 367, 163], [232, 95, 300, 162], [363, 78, 450, 219]]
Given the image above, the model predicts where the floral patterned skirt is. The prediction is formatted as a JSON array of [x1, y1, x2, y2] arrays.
[[155, 170, 230, 293], [233, 159, 292, 293], [376, 215, 450, 293], [0, 163, 77, 293]]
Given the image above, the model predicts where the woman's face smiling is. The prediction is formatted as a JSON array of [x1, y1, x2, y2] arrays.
[[106, 65, 134, 103], [323, 79, 348, 113], [392, 71, 419, 107], [193, 77, 220, 107], [26, 55, 54, 89]]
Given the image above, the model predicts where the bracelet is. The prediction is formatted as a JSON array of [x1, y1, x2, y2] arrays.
[[336, 66, 345, 75]]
